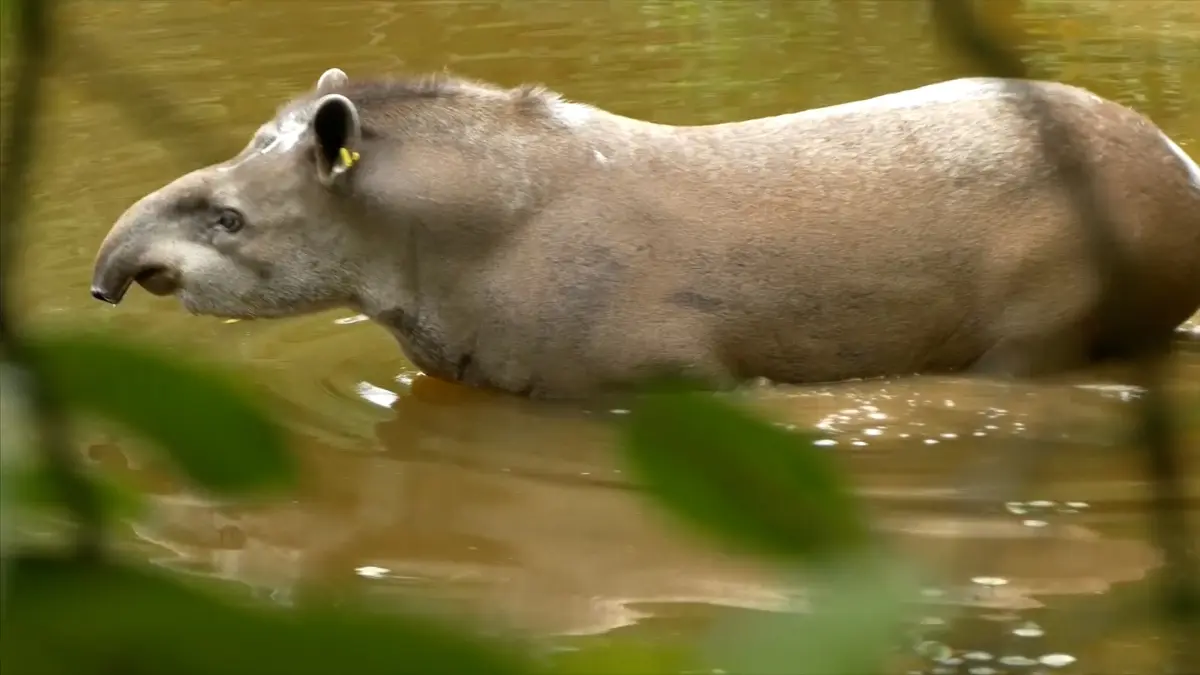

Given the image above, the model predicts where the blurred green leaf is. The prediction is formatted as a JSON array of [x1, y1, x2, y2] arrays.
[[550, 639, 700, 675], [705, 554, 922, 675], [1, 554, 540, 675], [7, 461, 146, 522], [28, 331, 295, 496], [0, 0, 12, 33], [619, 381, 869, 561]]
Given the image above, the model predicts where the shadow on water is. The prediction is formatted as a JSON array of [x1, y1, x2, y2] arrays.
[[9, 0, 1200, 672]]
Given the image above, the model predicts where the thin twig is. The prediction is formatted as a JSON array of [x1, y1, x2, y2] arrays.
[[0, 0, 106, 560]]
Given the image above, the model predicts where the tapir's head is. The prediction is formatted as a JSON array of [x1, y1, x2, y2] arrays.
[[90, 67, 574, 319]]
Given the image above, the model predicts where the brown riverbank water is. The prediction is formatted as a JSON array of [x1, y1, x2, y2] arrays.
[[7, 1, 1199, 673]]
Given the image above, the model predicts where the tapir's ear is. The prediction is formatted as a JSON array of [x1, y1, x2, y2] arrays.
[[311, 93, 362, 187], [315, 67, 349, 95]]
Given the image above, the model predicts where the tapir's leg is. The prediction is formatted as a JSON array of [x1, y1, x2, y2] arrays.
[[970, 323, 1093, 379]]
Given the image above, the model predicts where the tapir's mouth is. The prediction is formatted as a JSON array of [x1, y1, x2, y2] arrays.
[[91, 264, 179, 305], [135, 266, 181, 297]]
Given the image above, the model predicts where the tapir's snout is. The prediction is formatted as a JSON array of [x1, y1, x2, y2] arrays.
[[90, 255, 177, 305], [91, 229, 141, 305], [91, 191, 184, 305], [90, 278, 127, 305]]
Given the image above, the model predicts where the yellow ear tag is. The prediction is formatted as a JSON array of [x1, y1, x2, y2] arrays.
[[338, 146, 360, 169]]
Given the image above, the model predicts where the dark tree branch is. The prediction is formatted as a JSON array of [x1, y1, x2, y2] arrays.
[[0, 0, 105, 560], [929, 1, 1198, 671]]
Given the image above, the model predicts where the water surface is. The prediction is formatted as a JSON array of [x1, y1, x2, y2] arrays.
[[10, 1, 1200, 672]]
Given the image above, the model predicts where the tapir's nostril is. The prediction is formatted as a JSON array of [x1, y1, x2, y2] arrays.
[[91, 286, 116, 303]]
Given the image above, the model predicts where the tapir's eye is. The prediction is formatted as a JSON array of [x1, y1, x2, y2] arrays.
[[214, 208, 245, 233]]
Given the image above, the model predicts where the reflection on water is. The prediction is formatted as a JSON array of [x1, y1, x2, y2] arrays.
[[13, 0, 1200, 672]]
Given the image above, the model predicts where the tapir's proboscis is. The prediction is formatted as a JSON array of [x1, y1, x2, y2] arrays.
[[91, 68, 1200, 399]]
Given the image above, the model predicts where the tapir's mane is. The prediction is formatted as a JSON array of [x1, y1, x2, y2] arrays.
[[321, 72, 565, 129]]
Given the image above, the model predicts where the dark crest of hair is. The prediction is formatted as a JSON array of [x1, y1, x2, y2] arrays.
[[318, 72, 562, 135]]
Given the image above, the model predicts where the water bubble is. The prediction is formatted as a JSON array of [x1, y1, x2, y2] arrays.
[[334, 313, 370, 325], [813, 439, 838, 447], [916, 641, 952, 661], [940, 433, 958, 439], [968, 668, 1000, 675], [1006, 502, 1029, 515], [924, 439, 940, 445], [355, 382, 398, 408], [269, 587, 293, 606], [1013, 622, 1045, 638], [944, 399, 956, 407], [964, 651, 994, 660], [1022, 519, 1049, 528], [1028, 500, 1055, 508], [973, 431, 987, 437], [355, 565, 389, 579], [851, 440, 868, 447], [1065, 501, 1089, 509], [999, 655, 1039, 667], [971, 576, 1009, 586], [864, 428, 884, 436], [610, 408, 631, 415], [868, 412, 888, 420], [1038, 654, 1077, 668]]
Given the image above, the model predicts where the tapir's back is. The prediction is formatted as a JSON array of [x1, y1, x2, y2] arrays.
[[586, 77, 1200, 381]]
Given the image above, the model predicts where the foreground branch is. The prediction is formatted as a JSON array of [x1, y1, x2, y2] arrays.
[[0, 0, 106, 560], [929, 0, 1198, 671]]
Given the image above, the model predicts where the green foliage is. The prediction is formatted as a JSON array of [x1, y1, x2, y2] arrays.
[[550, 639, 702, 674], [0, 344, 908, 675], [610, 381, 912, 674], [27, 330, 296, 496], [7, 460, 146, 522], [618, 380, 869, 562], [705, 556, 921, 675], [0, 553, 539, 675]]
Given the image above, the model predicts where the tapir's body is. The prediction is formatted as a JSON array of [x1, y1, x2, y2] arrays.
[[91, 69, 1200, 399]]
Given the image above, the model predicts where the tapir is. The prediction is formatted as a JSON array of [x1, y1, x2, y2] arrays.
[[91, 68, 1200, 398]]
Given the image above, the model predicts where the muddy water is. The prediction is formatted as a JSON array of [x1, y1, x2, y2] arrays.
[[10, 0, 1200, 672]]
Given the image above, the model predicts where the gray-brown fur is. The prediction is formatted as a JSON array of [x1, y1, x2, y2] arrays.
[[91, 67, 1200, 399]]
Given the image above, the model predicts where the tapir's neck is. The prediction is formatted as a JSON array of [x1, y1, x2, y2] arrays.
[[350, 230, 482, 387], [373, 306, 471, 384]]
